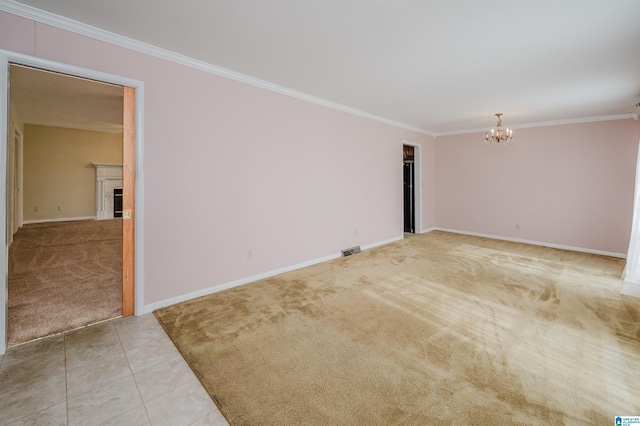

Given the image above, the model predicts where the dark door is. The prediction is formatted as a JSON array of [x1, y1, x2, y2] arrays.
[[403, 162, 414, 233]]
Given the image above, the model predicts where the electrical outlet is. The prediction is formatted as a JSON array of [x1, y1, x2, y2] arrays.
[[57, 206, 63, 211], [355, 228, 358, 236], [247, 250, 253, 260], [33, 206, 38, 212], [515, 223, 520, 230]]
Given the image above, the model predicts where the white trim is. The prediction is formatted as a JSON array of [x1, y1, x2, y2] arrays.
[[0, 52, 9, 354], [22, 216, 97, 224], [431, 227, 626, 258], [6, 125, 19, 245], [0, 49, 143, 88], [361, 235, 403, 251], [134, 83, 145, 317], [142, 253, 339, 314], [0, 1, 434, 137], [621, 281, 640, 298], [143, 234, 403, 314], [421, 226, 437, 234], [92, 163, 123, 168], [0, 49, 145, 354], [7, 124, 24, 243], [14, 125, 23, 231], [435, 114, 633, 137]]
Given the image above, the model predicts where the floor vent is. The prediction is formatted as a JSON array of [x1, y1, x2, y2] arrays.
[[341, 246, 361, 257]]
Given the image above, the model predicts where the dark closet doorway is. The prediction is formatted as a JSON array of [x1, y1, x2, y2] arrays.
[[403, 145, 415, 233]]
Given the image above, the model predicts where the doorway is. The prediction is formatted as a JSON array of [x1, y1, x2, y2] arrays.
[[7, 64, 125, 346], [402, 141, 422, 235], [0, 51, 143, 353]]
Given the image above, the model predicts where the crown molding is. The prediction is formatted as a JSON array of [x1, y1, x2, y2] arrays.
[[632, 103, 640, 121], [1, 0, 627, 139], [0, 0, 435, 137], [434, 113, 634, 137]]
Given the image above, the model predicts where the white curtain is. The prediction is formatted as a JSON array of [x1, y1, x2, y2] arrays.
[[623, 137, 640, 284]]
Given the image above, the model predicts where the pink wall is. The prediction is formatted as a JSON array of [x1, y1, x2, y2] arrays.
[[4, 8, 634, 306], [0, 11, 435, 305], [421, 140, 437, 230], [435, 120, 639, 255]]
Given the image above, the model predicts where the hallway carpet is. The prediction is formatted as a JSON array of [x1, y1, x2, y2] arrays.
[[8, 220, 122, 346], [156, 231, 640, 425]]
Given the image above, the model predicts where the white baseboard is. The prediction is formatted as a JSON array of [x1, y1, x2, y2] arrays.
[[143, 234, 405, 314], [621, 281, 640, 298], [142, 252, 340, 314], [362, 234, 403, 250], [432, 227, 626, 259], [23, 216, 97, 224], [420, 227, 437, 234]]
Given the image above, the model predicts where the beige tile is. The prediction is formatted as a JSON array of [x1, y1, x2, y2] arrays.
[[134, 354, 197, 402], [67, 374, 142, 426], [0, 336, 66, 395], [100, 404, 150, 426], [190, 409, 230, 426], [0, 372, 66, 425], [63, 321, 116, 347], [144, 379, 217, 426], [66, 348, 131, 398], [115, 317, 169, 351], [64, 323, 121, 370], [6, 401, 67, 426], [1, 335, 65, 373], [0, 362, 67, 398], [113, 313, 159, 336], [124, 334, 181, 373], [1, 314, 221, 426]]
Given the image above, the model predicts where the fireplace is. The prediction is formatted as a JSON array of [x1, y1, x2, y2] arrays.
[[92, 163, 123, 220]]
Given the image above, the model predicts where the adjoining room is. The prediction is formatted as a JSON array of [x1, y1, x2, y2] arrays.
[[7, 64, 125, 346]]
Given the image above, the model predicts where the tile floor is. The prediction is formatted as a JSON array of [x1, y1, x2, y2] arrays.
[[0, 314, 230, 425]]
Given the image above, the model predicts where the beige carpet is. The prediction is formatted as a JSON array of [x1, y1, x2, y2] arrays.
[[8, 220, 122, 346], [155, 231, 640, 425]]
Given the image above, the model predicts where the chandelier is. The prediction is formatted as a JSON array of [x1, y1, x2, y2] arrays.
[[485, 113, 513, 144]]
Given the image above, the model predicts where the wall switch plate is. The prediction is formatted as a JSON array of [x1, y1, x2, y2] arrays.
[[122, 209, 132, 219]]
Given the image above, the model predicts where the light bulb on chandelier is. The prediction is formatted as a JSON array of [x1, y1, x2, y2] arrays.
[[485, 113, 513, 144]]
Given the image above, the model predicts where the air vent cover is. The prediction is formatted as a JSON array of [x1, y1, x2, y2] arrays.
[[341, 246, 361, 257]]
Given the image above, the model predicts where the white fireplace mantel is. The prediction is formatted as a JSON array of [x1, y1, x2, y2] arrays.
[[93, 163, 122, 220]]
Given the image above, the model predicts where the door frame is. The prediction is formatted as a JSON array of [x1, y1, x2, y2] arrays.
[[0, 49, 145, 354], [6, 123, 22, 245], [402, 140, 422, 234], [13, 125, 23, 235]]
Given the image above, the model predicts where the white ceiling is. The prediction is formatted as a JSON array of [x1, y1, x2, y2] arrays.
[[8, 0, 640, 134]]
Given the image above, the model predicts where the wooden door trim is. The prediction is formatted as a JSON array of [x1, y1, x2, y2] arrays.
[[122, 86, 135, 316]]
